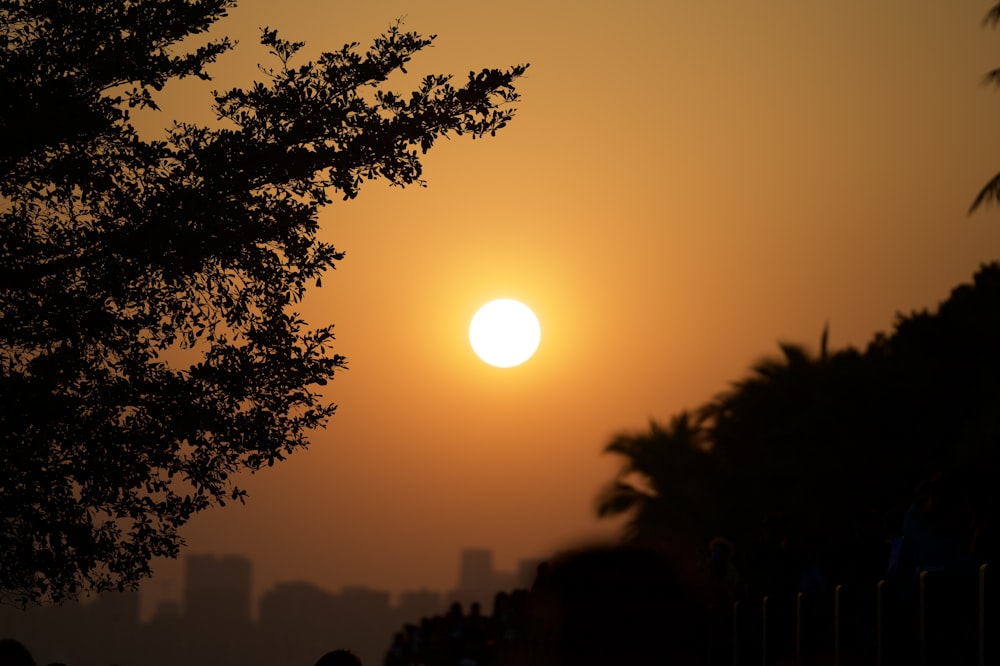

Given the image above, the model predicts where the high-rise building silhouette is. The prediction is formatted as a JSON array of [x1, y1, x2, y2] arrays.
[[517, 557, 545, 588], [183, 553, 252, 624], [0, 547, 536, 666], [452, 547, 520, 607], [259, 581, 340, 665], [183, 554, 254, 664]]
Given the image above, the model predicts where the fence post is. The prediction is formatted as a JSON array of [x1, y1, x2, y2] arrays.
[[795, 592, 802, 666], [834, 584, 841, 666], [980, 563, 988, 666], [762, 596, 768, 666], [919, 570, 927, 666], [876, 579, 884, 666], [733, 600, 740, 666]]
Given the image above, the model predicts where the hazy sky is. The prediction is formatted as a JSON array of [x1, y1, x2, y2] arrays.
[[137, 1, 1000, 611]]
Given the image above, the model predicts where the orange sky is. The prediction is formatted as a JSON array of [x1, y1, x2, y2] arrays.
[[137, 1, 1000, 612]]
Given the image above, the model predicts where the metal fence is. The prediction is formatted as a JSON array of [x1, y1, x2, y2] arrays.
[[723, 564, 994, 666]]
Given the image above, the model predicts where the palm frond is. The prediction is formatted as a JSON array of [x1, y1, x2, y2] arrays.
[[602, 432, 643, 458], [595, 481, 646, 518], [970, 171, 1000, 214], [984, 3, 1000, 27], [983, 68, 1000, 88]]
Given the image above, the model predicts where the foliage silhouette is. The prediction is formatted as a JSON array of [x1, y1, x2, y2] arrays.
[[0, 0, 527, 606], [971, 1, 1000, 211], [599, 264, 1000, 577], [596, 411, 719, 544]]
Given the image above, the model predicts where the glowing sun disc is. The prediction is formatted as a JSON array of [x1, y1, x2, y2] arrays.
[[469, 299, 541, 368]]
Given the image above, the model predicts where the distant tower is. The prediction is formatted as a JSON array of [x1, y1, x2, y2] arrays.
[[457, 548, 493, 593], [183, 554, 252, 625], [453, 548, 497, 606], [517, 557, 546, 588], [181, 554, 254, 664]]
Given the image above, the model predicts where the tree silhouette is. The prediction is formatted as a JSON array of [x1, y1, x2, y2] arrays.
[[702, 333, 894, 554], [869, 265, 1000, 480], [599, 266, 1000, 576], [596, 411, 719, 545], [0, 0, 527, 606], [598, 333, 875, 552]]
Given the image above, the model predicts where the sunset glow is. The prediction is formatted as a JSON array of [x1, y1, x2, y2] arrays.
[[119, 0, 1000, 628]]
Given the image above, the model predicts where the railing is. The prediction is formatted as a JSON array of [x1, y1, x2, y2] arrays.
[[723, 564, 992, 666]]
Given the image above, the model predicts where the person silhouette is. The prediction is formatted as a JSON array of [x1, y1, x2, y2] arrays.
[[522, 543, 708, 666], [0, 639, 36, 666], [314, 649, 363, 666]]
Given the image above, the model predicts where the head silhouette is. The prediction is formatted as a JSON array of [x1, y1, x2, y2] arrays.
[[0, 639, 35, 666], [314, 649, 363, 666], [526, 544, 707, 665]]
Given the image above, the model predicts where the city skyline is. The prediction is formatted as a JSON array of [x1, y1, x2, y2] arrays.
[[5, 547, 539, 666], [140, 547, 541, 623]]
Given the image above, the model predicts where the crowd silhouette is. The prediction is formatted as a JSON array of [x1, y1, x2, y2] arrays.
[[0, 639, 366, 666]]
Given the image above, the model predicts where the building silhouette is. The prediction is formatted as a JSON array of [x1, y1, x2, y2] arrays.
[[182, 554, 255, 664], [450, 547, 540, 608], [0, 547, 536, 666], [184, 553, 253, 624], [259, 581, 341, 666]]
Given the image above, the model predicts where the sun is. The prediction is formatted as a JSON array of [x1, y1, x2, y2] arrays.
[[469, 299, 541, 368]]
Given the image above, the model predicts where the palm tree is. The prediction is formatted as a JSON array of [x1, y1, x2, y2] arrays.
[[595, 333, 847, 549], [596, 267, 1000, 579], [700, 328, 910, 558], [596, 411, 722, 545], [702, 337, 831, 477]]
